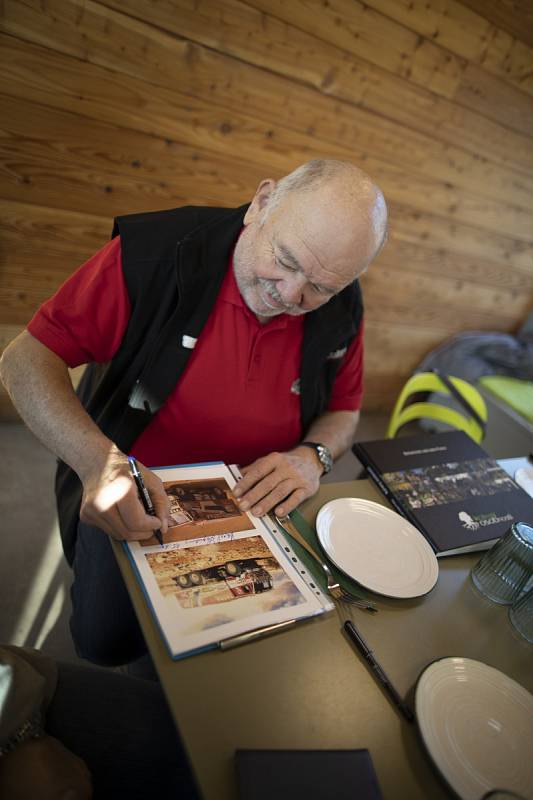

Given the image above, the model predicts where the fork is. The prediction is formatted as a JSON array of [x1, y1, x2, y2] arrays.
[[274, 514, 377, 613]]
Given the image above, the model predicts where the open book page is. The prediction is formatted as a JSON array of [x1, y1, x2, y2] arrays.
[[125, 462, 331, 659]]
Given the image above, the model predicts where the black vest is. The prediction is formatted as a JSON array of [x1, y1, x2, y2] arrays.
[[56, 204, 363, 563]]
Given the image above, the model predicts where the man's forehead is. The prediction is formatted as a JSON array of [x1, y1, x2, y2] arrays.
[[278, 185, 378, 272]]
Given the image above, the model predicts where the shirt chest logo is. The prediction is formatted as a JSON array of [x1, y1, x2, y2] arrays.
[[290, 379, 301, 396]]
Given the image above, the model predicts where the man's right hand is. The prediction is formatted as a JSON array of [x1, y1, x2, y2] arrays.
[[79, 445, 172, 541]]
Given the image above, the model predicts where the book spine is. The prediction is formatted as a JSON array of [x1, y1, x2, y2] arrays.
[[364, 464, 438, 554]]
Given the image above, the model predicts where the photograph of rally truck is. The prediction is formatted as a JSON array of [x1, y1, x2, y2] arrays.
[[146, 536, 306, 612], [175, 557, 273, 590], [174, 558, 273, 604]]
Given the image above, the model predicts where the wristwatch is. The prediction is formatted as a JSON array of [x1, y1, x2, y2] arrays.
[[300, 441, 333, 475], [0, 710, 44, 757]]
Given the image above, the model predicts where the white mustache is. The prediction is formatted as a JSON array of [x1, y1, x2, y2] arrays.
[[259, 279, 297, 311]]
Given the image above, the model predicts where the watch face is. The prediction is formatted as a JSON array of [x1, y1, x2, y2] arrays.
[[301, 441, 332, 473], [317, 445, 333, 473]]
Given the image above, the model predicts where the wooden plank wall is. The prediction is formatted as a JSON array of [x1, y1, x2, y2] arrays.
[[1, 0, 532, 419]]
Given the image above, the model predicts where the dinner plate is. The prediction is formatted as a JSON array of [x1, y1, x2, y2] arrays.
[[415, 658, 533, 800], [315, 498, 438, 598]]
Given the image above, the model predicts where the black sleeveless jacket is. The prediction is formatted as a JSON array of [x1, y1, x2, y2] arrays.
[[56, 204, 363, 564]]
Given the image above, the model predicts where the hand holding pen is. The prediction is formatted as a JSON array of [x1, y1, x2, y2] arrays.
[[128, 457, 164, 546], [78, 443, 170, 541]]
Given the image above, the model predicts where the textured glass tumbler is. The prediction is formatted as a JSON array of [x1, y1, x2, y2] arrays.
[[471, 522, 533, 604], [508, 587, 533, 644]]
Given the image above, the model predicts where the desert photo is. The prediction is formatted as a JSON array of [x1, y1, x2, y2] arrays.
[[145, 535, 306, 624]]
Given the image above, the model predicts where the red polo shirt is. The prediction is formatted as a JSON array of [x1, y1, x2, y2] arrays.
[[28, 236, 364, 467]]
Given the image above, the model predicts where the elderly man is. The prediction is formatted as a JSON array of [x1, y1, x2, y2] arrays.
[[0, 159, 387, 666]]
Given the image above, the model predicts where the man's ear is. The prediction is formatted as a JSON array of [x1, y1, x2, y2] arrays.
[[243, 179, 276, 226]]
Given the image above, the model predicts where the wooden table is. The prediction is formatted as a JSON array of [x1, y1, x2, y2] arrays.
[[114, 479, 533, 800]]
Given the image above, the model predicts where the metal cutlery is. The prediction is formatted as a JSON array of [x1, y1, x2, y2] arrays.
[[274, 514, 377, 613]]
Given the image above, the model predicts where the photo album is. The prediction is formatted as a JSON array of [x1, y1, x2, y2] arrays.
[[124, 462, 333, 659]]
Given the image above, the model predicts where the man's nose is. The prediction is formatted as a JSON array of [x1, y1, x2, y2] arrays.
[[279, 272, 307, 306]]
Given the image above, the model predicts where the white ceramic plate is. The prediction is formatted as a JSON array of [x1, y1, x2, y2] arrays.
[[315, 498, 438, 598], [416, 658, 533, 800]]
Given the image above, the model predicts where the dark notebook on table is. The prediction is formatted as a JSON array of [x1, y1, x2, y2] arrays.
[[353, 431, 533, 557], [235, 749, 383, 800]]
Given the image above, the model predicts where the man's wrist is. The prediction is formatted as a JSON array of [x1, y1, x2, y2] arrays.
[[298, 441, 333, 475], [75, 440, 124, 483]]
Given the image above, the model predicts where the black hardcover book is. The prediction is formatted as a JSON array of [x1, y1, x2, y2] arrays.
[[352, 431, 533, 557]]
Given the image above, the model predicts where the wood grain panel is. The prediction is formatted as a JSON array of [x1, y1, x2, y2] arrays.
[[362, 373, 407, 412], [361, 263, 531, 322], [0, 26, 533, 219], [2, 29, 533, 233], [481, 26, 533, 96], [1, 198, 110, 255], [3, 91, 532, 288], [459, 0, 533, 50], [364, 320, 452, 372], [4, 0, 533, 183], [1, 200, 111, 325], [238, 0, 533, 137], [2, 91, 532, 244], [389, 202, 533, 273], [366, 0, 533, 99], [0, 95, 265, 215], [362, 293, 517, 334], [245, 0, 467, 100], [379, 237, 532, 293], [455, 62, 533, 138]]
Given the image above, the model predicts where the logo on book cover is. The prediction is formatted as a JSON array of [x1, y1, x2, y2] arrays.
[[459, 512, 480, 530], [458, 510, 513, 531]]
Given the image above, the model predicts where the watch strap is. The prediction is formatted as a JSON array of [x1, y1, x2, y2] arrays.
[[300, 441, 333, 474], [0, 710, 44, 757]]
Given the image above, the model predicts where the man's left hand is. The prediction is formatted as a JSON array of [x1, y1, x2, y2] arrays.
[[234, 447, 323, 518]]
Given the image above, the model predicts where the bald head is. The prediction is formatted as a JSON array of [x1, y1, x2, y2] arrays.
[[264, 159, 388, 271], [234, 159, 387, 322]]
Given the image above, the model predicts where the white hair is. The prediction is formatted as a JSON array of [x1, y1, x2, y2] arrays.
[[265, 160, 350, 216]]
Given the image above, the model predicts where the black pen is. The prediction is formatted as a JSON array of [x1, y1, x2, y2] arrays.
[[128, 456, 164, 547], [343, 620, 415, 723]]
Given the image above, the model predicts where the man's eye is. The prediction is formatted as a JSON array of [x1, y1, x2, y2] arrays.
[[277, 258, 297, 272]]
